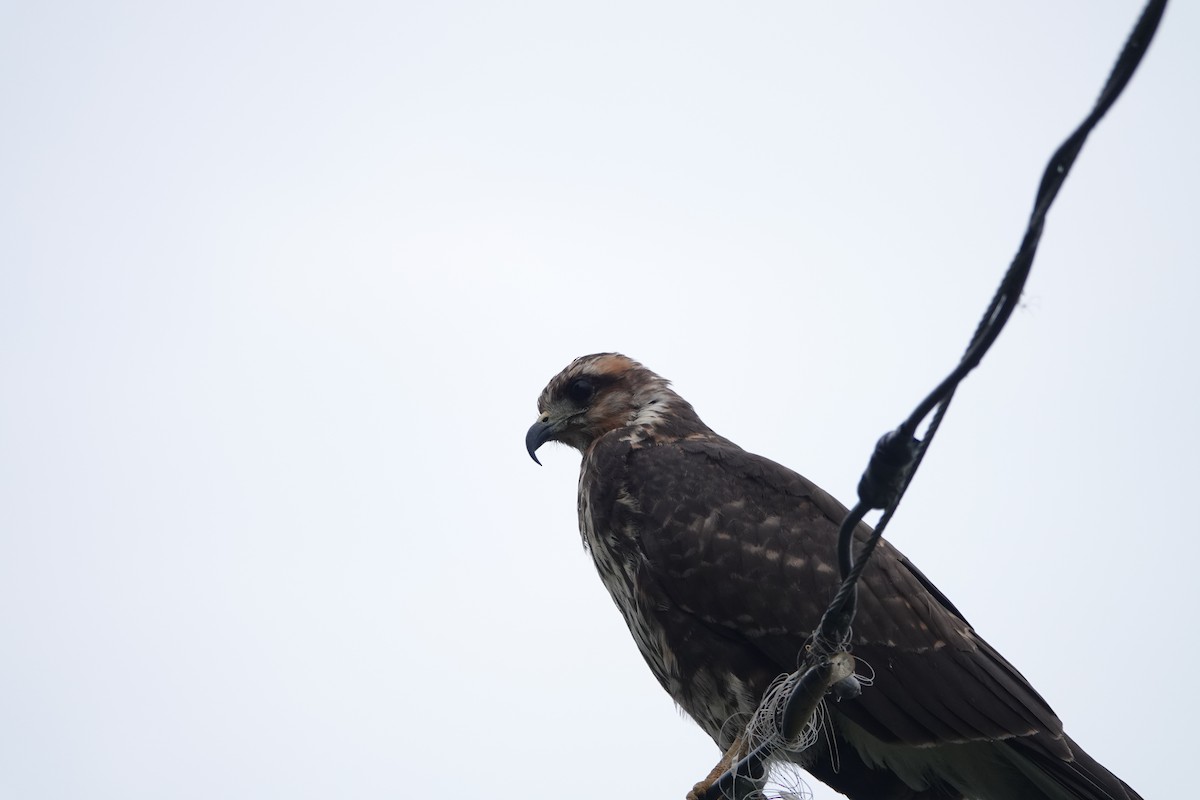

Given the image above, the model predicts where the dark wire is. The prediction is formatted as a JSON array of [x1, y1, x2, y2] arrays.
[[839, 0, 1166, 631], [698, 2, 1166, 797]]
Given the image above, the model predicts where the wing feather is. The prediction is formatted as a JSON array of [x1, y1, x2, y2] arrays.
[[623, 437, 1067, 753]]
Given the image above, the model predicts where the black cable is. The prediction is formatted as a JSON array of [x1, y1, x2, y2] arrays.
[[697, 3, 1166, 797], [903, 0, 1168, 439], [845, 0, 1167, 608]]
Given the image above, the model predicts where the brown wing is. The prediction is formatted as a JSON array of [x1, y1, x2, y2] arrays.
[[624, 437, 1069, 756]]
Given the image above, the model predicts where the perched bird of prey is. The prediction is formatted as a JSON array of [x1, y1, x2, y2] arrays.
[[526, 353, 1141, 800]]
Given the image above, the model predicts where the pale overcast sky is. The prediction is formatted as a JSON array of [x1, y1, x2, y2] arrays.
[[1, 3, 1195, 799]]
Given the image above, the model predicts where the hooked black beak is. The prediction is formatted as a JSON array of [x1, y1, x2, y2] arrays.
[[526, 419, 555, 466]]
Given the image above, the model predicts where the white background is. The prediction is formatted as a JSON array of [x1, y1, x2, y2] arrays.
[[2, 2, 1194, 798]]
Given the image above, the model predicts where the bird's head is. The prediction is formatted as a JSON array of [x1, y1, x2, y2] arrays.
[[526, 353, 700, 464]]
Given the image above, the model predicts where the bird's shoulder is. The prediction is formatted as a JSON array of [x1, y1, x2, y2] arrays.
[[585, 429, 846, 526], [582, 432, 868, 637]]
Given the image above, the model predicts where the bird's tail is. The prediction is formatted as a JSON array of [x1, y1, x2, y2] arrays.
[[1005, 736, 1142, 800]]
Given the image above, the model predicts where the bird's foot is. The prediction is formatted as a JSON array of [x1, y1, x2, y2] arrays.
[[687, 733, 746, 800]]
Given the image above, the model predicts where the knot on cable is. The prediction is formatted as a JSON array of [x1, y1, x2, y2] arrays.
[[856, 430, 920, 510]]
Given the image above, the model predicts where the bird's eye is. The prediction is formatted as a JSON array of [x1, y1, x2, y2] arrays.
[[567, 378, 595, 405]]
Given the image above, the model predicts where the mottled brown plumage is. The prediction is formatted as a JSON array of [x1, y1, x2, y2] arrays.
[[526, 353, 1141, 800]]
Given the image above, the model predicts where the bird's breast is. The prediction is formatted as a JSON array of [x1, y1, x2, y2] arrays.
[[578, 479, 764, 749]]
